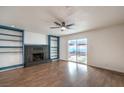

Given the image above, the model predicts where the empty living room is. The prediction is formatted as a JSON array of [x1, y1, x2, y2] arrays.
[[0, 5, 124, 89]]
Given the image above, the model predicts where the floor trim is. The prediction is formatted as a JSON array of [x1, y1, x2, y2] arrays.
[[59, 59, 124, 75], [0, 64, 24, 72], [89, 65, 124, 76]]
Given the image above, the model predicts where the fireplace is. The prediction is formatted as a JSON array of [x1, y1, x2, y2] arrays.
[[33, 53, 44, 61], [24, 45, 49, 67]]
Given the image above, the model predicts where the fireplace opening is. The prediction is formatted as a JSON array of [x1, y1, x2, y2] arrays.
[[33, 53, 44, 62]]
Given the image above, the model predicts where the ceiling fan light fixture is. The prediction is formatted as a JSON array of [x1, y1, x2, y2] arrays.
[[61, 26, 66, 31]]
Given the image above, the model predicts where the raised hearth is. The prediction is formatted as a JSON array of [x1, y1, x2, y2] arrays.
[[24, 45, 49, 67]]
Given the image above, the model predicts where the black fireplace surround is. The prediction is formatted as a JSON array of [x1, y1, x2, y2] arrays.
[[24, 45, 49, 67]]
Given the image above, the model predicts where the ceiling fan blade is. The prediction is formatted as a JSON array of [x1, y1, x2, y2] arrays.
[[54, 22, 61, 26], [50, 27, 60, 29], [66, 24, 74, 27], [66, 27, 72, 29]]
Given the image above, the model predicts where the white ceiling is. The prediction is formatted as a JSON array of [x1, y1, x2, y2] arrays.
[[0, 6, 124, 36]]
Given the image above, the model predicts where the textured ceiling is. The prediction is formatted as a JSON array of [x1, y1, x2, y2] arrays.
[[0, 6, 124, 36]]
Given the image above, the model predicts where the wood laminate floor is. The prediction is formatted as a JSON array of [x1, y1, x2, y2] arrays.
[[0, 61, 124, 87]]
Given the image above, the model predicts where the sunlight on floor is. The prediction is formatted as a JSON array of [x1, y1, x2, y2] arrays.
[[67, 62, 87, 76], [68, 56, 87, 64]]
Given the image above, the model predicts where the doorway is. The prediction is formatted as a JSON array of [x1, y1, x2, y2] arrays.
[[68, 38, 87, 64]]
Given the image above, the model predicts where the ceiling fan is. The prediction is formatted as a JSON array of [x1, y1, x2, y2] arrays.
[[50, 21, 74, 31]]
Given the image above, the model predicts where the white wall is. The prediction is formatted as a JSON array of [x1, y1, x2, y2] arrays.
[[24, 31, 48, 45], [60, 24, 124, 73]]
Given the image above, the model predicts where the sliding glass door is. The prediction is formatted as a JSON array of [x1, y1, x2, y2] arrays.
[[68, 39, 87, 64], [77, 39, 87, 64], [68, 40, 76, 62]]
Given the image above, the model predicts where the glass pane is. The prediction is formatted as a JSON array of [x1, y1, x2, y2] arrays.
[[77, 39, 87, 64], [68, 40, 76, 61]]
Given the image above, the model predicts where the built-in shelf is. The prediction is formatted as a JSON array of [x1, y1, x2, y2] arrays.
[[0, 46, 22, 48], [51, 39, 57, 41], [48, 35, 59, 60], [51, 52, 57, 53], [0, 25, 24, 71], [0, 51, 22, 53], [0, 33, 22, 37], [50, 47, 58, 48], [0, 39, 22, 42]]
